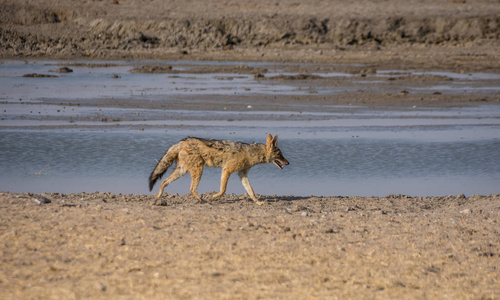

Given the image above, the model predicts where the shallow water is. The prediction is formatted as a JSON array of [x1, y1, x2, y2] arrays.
[[1, 60, 499, 197], [1, 128, 499, 196], [2, 60, 500, 103]]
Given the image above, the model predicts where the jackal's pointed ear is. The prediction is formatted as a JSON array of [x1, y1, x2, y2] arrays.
[[266, 134, 273, 147], [272, 135, 278, 146]]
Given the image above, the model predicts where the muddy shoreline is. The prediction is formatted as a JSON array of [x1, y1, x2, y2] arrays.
[[1, 191, 499, 299], [1, 0, 499, 72]]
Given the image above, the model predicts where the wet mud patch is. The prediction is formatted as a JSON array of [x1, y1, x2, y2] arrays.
[[47, 62, 122, 68], [130, 64, 268, 74], [22, 73, 59, 78], [261, 73, 324, 80], [386, 74, 454, 82]]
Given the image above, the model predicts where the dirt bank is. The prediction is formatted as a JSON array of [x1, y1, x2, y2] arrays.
[[0, 192, 499, 299], [1, 0, 499, 72]]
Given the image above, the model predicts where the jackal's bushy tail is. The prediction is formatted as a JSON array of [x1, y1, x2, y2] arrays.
[[148, 143, 182, 191]]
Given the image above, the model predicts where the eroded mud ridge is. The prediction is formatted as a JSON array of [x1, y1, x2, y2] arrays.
[[1, 0, 499, 71], [1, 192, 499, 299]]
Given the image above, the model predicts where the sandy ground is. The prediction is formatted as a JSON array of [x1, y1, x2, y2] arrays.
[[1, 0, 500, 299], [1, 192, 499, 299]]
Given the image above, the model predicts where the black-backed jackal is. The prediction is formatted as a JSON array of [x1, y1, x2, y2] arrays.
[[149, 134, 289, 205]]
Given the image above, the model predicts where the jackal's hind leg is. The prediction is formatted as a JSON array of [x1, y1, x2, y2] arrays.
[[212, 169, 231, 201], [156, 165, 187, 198], [189, 167, 203, 202], [238, 169, 265, 205]]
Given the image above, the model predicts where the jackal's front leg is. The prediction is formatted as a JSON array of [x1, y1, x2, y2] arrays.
[[238, 169, 265, 205], [189, 167, 203, 202], [212, 169, 231, 201]]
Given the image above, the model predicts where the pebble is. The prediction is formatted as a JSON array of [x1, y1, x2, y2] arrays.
[[460, 208, 472, 215], [31, 196, 52, 204]]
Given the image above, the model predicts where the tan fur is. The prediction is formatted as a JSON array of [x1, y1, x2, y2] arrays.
[[148, 134, 289, 205]]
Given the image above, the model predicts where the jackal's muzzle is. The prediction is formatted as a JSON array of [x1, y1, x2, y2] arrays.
[[273, 157, 289, 169]]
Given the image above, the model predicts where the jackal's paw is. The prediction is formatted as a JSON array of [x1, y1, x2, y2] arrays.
[[211, 194, 223, 200], [254, 200, 266, 206]]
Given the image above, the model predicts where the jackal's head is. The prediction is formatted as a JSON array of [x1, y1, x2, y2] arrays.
[[265, 134, 289, 169]]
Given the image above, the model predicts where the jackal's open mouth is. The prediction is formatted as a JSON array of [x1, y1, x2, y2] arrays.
[[274, 160, 284, 169]]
